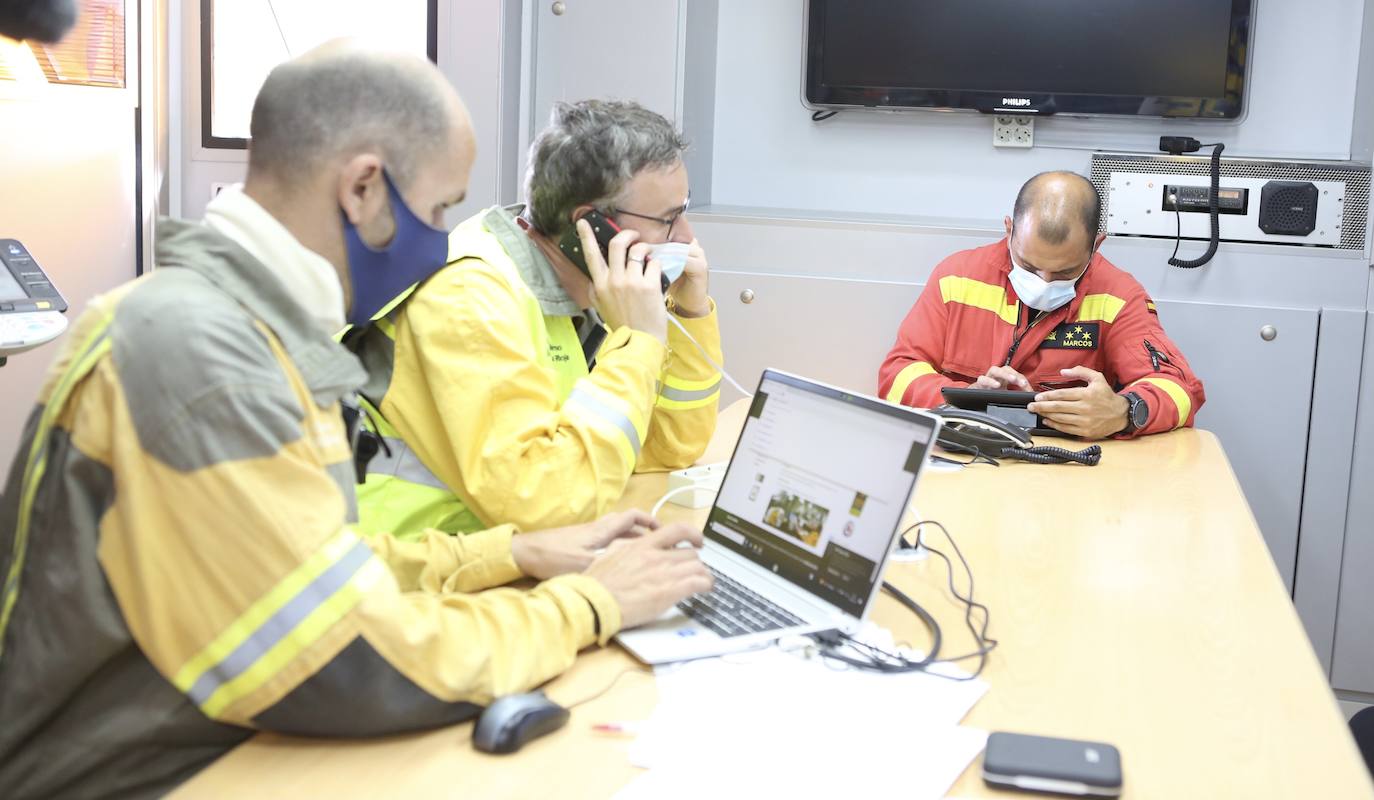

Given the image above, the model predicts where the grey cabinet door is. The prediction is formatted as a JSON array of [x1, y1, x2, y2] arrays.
[[528, 0, 682, 138], [1153, 300, 1318, 592], [711, 271, 922, 404], [1332, 312, 1374, 695]]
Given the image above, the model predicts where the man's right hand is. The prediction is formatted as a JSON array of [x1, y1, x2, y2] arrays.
[[584, 523, 712, 630], [972, 365, 1031, 391], [578, 219, 668, 345]]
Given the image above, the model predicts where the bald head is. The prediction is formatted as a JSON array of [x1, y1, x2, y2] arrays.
[[247, 40, 472, 193], [1012, 172, 1102, 252]]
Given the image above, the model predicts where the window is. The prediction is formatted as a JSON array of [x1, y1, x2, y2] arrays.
[[0, 0, 126, 88], [201, 0, 436, 149]]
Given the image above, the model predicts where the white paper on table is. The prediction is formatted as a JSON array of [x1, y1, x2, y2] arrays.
[[614, 645, 989, 798], [614, 724, 987, 798]]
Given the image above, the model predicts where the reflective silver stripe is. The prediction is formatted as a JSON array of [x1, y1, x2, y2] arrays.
[[184, 538, 375, 707], [366, 436, 448, 491], [659, 378, 721, 403], [567, 386, 642, 457]]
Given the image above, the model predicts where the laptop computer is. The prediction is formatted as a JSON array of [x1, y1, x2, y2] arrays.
[[615, 369, 943, 665]]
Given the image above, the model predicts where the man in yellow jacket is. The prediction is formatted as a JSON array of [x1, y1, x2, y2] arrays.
[[0, 43, 710, 800], [345, 100, 724, 539]]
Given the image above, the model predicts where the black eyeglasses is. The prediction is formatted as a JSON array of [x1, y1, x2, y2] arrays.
[[609, 194, 691, 240]]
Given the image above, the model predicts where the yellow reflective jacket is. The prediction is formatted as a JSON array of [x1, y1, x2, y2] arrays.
[[346, 206, 723, 539], [0, 221, 619, 800]]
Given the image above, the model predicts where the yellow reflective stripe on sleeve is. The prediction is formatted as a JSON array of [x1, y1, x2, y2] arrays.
[[886, 361, 936, 403], [656, 390, 720, 411], [1076, 293, 1127, 324], [657, 373, 722, 411], [171, 528, 387, 719], [0, 324, 113, 661], [566, 382, 645, 462], [1146, 301, 1157, 313], [1131, 376, 1192, 428], [662, 373, 722, 392], [938, 276, 1018, 325]]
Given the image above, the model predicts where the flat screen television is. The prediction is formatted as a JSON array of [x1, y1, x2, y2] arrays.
[[804, 0, 1252, 119]]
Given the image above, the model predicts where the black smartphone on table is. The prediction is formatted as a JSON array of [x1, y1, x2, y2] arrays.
[[982, 731, 1123, 797]]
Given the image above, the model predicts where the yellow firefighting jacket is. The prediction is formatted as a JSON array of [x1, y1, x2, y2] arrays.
[[345, 206, 723, 540], [0, 221, 619, 800]]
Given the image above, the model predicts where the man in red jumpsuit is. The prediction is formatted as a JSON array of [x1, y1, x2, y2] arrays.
[[878, 171, 1204, 439]]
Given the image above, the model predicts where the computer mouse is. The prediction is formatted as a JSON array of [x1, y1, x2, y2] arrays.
[[471, 691, 570, 755]]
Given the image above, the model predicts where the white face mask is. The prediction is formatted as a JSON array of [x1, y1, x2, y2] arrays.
[[646, 241, 691, 285], [1008, 246, 1082, 312]]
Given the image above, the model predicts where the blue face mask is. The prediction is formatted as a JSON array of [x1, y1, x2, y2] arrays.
[[342, 169, 450, 327]]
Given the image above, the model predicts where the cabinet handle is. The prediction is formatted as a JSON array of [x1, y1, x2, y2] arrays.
[[739, 289, 755, 305], [1260, 325, 1278, 341], [551, 1, 566, 15]]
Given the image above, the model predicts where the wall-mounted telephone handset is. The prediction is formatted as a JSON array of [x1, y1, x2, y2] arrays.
[[556, 211, 670, 293], [928, 406, 1102, 466]]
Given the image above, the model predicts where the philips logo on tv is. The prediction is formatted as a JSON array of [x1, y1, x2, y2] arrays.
[[1002, 98, 1032, 107]]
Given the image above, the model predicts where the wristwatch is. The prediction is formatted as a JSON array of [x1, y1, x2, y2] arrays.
[[1120, 392, 1149, 435]]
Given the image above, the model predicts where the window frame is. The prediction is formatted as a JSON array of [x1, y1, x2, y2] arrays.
[[198, 0, 438, 150]]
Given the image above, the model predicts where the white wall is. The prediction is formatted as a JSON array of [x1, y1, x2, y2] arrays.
[[176, 0, 517, 225], [0, 92, 139, 484], [1351, 0, 1374, 163], [709, 0, 1367, 220]]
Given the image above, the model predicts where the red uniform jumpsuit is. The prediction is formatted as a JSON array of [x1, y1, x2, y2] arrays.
[[878, 238, 1205, 437]]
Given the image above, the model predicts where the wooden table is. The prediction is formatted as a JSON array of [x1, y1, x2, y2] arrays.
[[174, 402, 1374, 799]]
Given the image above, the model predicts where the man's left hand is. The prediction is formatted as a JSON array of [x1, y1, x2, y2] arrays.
[[668, 238, 711, 318], [1027, 366, 1129, 440], [511, 510, 659, 580]]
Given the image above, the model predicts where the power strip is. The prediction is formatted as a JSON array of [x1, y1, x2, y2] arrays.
[[665, 462, 727, 508]]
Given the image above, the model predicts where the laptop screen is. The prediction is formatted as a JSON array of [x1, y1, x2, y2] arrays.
[[705, 371, 939, 619]]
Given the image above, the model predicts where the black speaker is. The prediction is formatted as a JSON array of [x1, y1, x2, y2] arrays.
[[1258, 181, 1319, 236]]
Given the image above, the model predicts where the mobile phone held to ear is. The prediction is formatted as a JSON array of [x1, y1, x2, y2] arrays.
[[557, 211, 670, 293], [558, 210, 620, 279], [982, 732, 1123, 797]]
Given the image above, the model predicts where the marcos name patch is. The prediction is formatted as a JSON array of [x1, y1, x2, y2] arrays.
[[1041, 322, 1100, 350]]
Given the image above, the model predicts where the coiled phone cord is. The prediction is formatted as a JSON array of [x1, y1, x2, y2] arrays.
[[998, 444, 1102, 466]]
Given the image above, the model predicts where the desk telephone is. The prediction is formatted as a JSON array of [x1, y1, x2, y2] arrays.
[[0, 239, 67, 365], [931, 390, 1103, 466]]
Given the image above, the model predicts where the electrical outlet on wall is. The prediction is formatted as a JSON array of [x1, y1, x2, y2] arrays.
[[992, 115, 1034, 149]]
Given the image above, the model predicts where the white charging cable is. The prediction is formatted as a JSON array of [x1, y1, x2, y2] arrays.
[[650, 484, 703, 519], [668, 315, 754, 399]]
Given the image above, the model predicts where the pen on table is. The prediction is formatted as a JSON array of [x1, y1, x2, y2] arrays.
[[591, 721, 644, 737]]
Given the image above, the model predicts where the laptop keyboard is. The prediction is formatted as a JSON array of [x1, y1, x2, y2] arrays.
[[676, 565, 806, 638]]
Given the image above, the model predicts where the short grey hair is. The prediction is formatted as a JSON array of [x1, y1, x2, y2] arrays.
[[525, 100, 688, 236], [248, 48, 451, 191]]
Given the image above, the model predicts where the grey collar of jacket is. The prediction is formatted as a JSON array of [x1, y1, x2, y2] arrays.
[[154, 219, 367, 409], [482, 205, 583, 318]]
